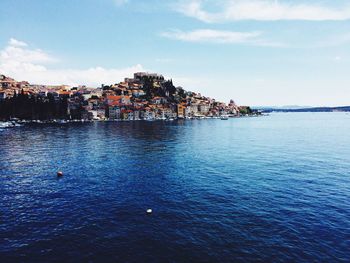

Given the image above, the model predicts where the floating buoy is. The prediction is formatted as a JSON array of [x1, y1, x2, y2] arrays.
[[57, 171, 63, 177], [146, 209, 152, 214]]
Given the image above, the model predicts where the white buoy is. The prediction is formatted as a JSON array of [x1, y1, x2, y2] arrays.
[[146, 209, 152, 214]]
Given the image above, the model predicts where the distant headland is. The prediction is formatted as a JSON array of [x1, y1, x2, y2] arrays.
[[254, 106, 350, 113], [0, 72, 257, 122]]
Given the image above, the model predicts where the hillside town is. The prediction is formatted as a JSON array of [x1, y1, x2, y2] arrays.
[[0, 72, 253, 121]]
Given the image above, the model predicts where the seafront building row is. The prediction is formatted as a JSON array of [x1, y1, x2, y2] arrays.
[[0, 72, 251, 121]]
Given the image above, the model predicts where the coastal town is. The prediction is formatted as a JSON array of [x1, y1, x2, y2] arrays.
[[0, 72, 254, 122]]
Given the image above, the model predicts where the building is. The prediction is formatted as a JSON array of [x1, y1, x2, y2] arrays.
[[109, 105, 121, 120], [177, 104, 186, 118], [106, 95, 131, 106], [152, 96, 167, 105], [199, 103, 210, 115], [141, 107, 155, 120], [190, 104, 199, 115], [134, 72, 164, 81], [132, 89, 146, 97]]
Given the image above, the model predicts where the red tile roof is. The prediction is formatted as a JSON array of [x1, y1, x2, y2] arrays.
[[107, 95, 122, 100]]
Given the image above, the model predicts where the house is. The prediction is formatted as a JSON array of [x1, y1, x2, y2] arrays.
[[199, 103, 210, 115], [81, 110, 94, 120], [59, 90, 71, 98], [106, 95, 122, 104], [185, 106, 192, 117], [141, 107, 155, 120], [132, 89, 146, 97], [0, 75, 16, 88], [163, 107, 175, 118], [120, 109, 130, 120], [82, 93, 93, 101], [190, 104, 199, 115], [155, 107, 174, 119], [133, 109, 141, 120], [97, 108, 106, 119], [88, 99, 99, 109], [177, 104, 185, 118], [127, 110, 134, 120], [121, 96, 131, 105], [106, 95, 131, 105], [109, 104, 121, 120], [38, 90, 48, 97], [91, 89, 103, 98], [152, 96, 167, 104]]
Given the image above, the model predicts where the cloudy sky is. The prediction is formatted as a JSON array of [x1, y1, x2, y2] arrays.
[[1, 0, 349, 106]]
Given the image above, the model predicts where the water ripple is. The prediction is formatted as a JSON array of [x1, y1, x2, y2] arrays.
[[1, 114, 350, 262]]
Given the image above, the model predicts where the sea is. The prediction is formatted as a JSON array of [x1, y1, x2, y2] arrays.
[[1, 113, 350, 262]]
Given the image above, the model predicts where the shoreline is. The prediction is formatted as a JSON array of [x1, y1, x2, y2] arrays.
[[0, 114, 263, 127]]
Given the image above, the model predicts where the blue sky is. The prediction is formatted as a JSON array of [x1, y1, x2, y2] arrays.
[[0, 0, 349, 106]]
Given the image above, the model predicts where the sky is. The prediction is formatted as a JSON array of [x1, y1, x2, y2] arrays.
[[0, 0, 349, 106]]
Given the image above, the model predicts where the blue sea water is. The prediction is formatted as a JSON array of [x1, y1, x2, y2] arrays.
[[1, 113, 350, 262]]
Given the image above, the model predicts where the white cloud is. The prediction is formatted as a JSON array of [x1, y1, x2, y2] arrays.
[[0, 38, 145, 86], [1, 39, 56, 65], [161, 29, 284, 46], [162, 29, 261, 43], [175, 0, 350, 22], [9, 38, 28, 47]]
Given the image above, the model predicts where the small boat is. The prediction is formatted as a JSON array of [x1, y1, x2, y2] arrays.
[[0, 122, 13, 128], [0, 121, 22, 128], [220, 115, 229, 120]]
